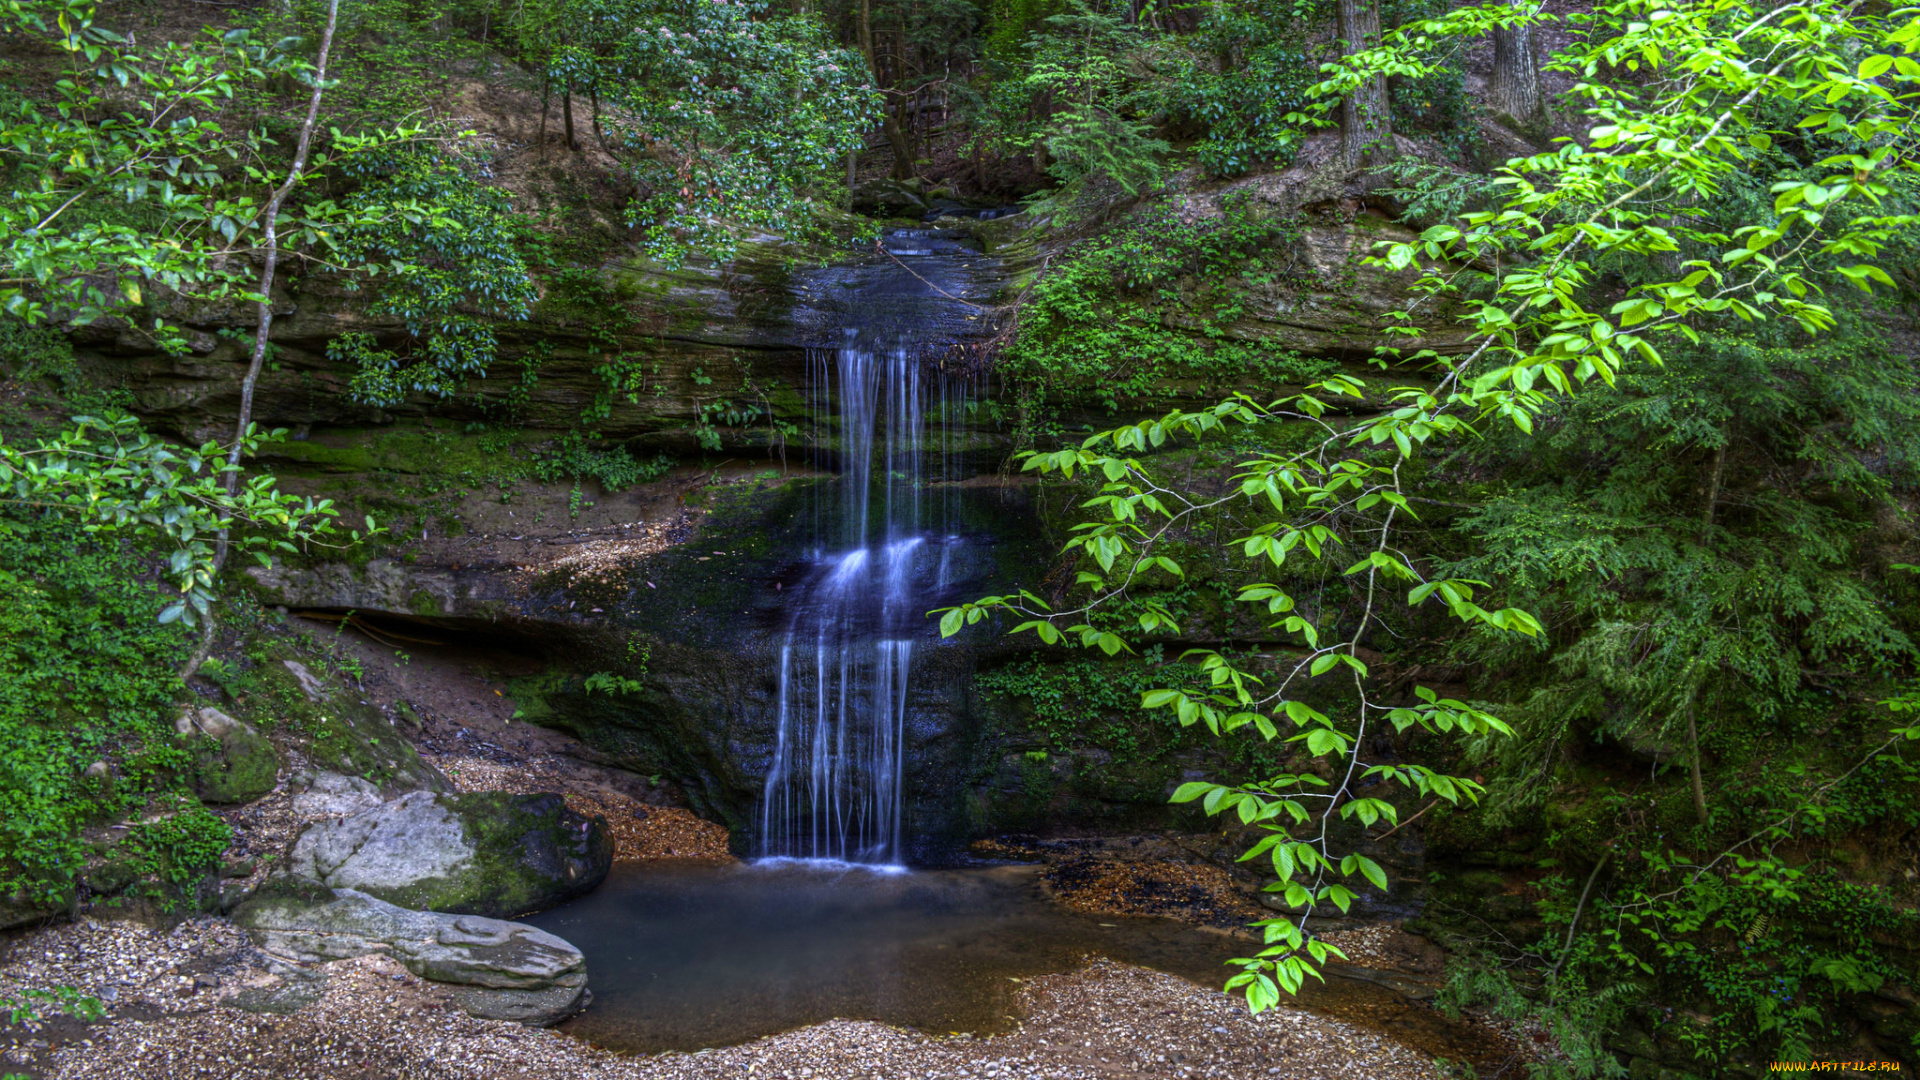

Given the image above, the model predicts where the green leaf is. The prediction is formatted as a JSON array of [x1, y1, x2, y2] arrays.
[[1170, 781, 1214, 804]]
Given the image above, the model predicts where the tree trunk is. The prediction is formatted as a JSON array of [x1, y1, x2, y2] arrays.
[[1699, 438, 1727, 544], [224, 0, 340, 500], [856, 0, 875, 69], [1033, 89, 1053, 177], [562, 88, 577, 151], [858, 0, 915, 179], [1337, 0, 1391, 168], [1687, 708, 1709, 826], [883, 101, 914, 181], [1682, 439, 1727, 826], [1491, 0, 1546, 130], [192, 0, 341, 679], [538, 77, 551, 158]]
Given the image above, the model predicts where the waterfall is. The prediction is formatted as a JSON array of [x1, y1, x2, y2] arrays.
[[758, 340, 970, 865]]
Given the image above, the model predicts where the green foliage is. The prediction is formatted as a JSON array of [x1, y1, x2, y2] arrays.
[[980, 649, 1193, 756], [983, 0, 1056, 67], [1004, 1, 1168, 195], [1435, 962, 1631, 1080], [530, 431, 675, 493], [583, 671, 646, 695], [979, 0, 1328, 195], [583, 633, 657, 698], [1154, 0, 1323, 177], [542, 0, 878, 262], [332, 148, 539, 407], [290, 0, 485, 125], [942, 379, 1533, 1007], [0, 0, 289, 340], [126, 800, 231, 901], [1004, 198, 1335, 412], [0, 517, 193, 904], [1568, 704, 1920, 1068], [1445, 318, 1920, 819], [0, 0, 417, 347], [957, 0, 1920, 1040], [0, 414, 365, 626], [1, 985, 105, 1026], [978, 648, 1295, 791]]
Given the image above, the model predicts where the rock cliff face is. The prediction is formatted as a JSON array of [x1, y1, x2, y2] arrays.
[[245, 474, 1058, 858], [88, 181, 1463, 458], [86, 228, 1003, 454], [106, 190, 1465, 860]]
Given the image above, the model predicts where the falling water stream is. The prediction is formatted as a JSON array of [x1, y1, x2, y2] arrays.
[[757, 263, 975, 864]]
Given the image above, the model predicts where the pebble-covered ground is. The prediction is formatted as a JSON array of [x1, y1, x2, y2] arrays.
[[1040, 856, 1267, 929], [514, 511, 703, 586], [436, 753, 733, 861], [973, 836, 1268, 930], [1, 919, 1446, 1080]]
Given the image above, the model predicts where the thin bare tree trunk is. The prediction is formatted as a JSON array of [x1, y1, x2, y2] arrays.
[[1337, 0, 1391, 168], [856, 0, 875, 71], [563, 88, 577, 151], [1491, 0, 1545, 130], [191, 0, 340, 681], [858, 0, 911, 180], [538, 77, 551, 157], [1683, 439, 1727, 825], [1687, 708, 1709, 825], [1032, 89, 1052, 177], [1699, 438, 1727, 544], [224, 0, 340, 503]]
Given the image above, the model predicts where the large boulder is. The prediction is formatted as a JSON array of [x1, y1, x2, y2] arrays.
[[234, 883, 589, 1025], [285, 790, 611, 918], [850, 177, 933, 218]]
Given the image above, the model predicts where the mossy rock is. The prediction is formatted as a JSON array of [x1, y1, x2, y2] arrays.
[[192, 726, 280, 805], [82, 859, 140, 897], [0, 888, 66, 930], [285, 791, 612, 918]]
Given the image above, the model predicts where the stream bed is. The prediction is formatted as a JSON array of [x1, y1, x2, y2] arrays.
[[525, 860, 1505, 1067]]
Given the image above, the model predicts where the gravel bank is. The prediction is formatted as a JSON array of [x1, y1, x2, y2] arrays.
[[436, 753, 732, 862], [3, 918, 1443, 1080]]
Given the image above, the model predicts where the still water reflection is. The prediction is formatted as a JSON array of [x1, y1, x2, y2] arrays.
[[525, 859, 1497, 1066]]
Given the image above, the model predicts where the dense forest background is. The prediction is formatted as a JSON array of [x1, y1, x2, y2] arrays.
[[3, 0, 1920, 1076]]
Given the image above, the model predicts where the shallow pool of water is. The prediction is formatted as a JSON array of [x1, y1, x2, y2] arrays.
[[525, 859, 1502, 1065]]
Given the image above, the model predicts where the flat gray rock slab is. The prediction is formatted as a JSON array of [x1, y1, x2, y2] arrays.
[[235, 887, 588, 1025]]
